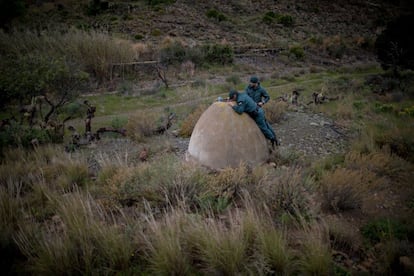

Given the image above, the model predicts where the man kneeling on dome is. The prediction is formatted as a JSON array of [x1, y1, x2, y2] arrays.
[[228, 89, 280, 148]]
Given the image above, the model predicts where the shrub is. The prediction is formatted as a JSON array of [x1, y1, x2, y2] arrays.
[[147, 0, 176, 7], [263, 100, 288, 124], [134, 34, 144, 40], [206, 9, 227, 22], [15, 192, 137, 275], [320, 168, 371, 212], [278, 14, 294, 27], [144, 210, 193, 275], [159, 41, 187, 65], [297, 224, 332, 275], [256, 226, 293, 274], [361, 218, 408, 244], [326, 217, 362, 253], [125, 111, 159, 142], [202, 44, 234, 65], [262, 12, 294, 27], [262, 11, 276, 24], [254, 167, 312, 217], [206, 164, 254, 201], [289, 45, 305, 60], [189, 215, 248, 274]]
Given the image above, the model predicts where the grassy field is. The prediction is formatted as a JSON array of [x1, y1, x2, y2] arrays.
[[1, 64, 414, 274], [1, 2, 413, 273]]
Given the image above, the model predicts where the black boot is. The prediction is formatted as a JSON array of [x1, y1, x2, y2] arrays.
[[270, 138, 280, 149], [271, 139, 276, 149]]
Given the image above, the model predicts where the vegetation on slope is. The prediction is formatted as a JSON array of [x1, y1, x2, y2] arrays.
[[0, 0, 414, 275]]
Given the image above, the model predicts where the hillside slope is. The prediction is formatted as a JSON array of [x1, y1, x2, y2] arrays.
[[14, 0, 404, 66]]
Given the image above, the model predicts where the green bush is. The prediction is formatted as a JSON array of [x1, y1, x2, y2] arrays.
[[134, 34, 144, 40], [278, 15, 294, 27], [262, 11, 276, 24], [159, 42, 187, 65], [361, 218, 408, 243], [206, 9, 227, 22], [148, 0, 176, 6], [263, 12, 294, 27], [0, 122, 63, 154], [374, 102, 394, 113], [289, 45, 305, 60], [202, 44, 233, 65]]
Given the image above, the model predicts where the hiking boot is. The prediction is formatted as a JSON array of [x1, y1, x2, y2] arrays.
[[270, 138, 280, 149]]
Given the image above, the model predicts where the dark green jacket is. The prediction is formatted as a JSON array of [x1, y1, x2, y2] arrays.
[[232, 92, 276, 141], [232, 92, 258, 115], [245, 84, 270, 104]]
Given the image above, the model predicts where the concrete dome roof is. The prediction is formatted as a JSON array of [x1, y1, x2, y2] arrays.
[[186, 101, 269, 169]]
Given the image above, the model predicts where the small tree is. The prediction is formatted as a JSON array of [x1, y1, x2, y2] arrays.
[[375, 15, 414, 76], [0, 53, 89, 147]]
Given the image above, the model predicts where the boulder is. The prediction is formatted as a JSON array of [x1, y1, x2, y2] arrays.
[[186, 101, 269, 169]]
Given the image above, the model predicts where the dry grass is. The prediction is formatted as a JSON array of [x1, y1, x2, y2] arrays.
[[320, 168, 374, 212], [297, 222, 332, 275], [344, 150, 411, 184], [143, 209, 194, 275], [178, 104, 208, 137], [14, 191, 137, 275], [125, 110, 159, 142], [254, 167, 315, 217], [1, 29, 137, 82], [263, 100, 288, 123], [326, 216, 363, 253]]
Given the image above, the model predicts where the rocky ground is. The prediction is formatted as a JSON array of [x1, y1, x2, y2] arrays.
[[276, 106, 349, 159]]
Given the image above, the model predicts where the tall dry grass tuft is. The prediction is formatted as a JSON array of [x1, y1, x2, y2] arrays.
[[125, 110, 159, 142], [319, 167, 375, 212], [263, 100, 288, 123], [326, 216, 363, 253], [1, 28, 137, 82], [187, 211, 249, 274], [344, 150, 412, 183], [0, 180, 23, 243], [101, 154, 208, 210], [15, 191, 136, 275], [206, 163, 255, 200], [143, 209, 194, 275], [254, 167, 314, 217], [297, 223, 332, 275], [67, 30, 136, 81]]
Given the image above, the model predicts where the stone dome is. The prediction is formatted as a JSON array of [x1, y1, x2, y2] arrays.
[[186, 101, 269, 169]]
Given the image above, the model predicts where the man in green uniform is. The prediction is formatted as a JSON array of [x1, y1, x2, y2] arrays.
[[228, 89, 279, 148], [245, 76, 270, 107]]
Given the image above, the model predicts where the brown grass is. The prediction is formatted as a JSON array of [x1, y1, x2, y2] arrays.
[[125, 110, 159, 142], [178, 104, 208, 137], [319, 168, 374, 212], [263, 100, 288, 124]]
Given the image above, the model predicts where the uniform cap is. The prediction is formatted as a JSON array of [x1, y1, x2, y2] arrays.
[[229, 89, 238, 99], [250, 76, 259, 83]]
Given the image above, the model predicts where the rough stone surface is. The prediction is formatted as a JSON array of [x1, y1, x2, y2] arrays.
[[186, 101, 269, 169]]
